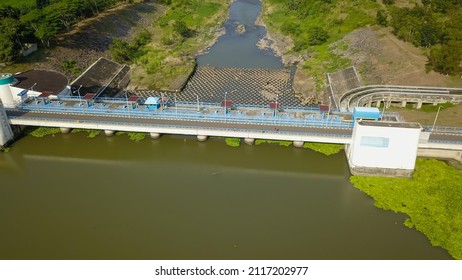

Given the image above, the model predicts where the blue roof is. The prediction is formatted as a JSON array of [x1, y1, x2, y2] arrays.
[[144, 97, 160, 105], [353, 107, 380, 113]]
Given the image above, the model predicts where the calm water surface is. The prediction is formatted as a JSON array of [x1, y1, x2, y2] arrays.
[[0, 133, 451, 259]]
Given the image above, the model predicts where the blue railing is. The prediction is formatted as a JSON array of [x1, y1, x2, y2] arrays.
[[16, 103, 355, 129]]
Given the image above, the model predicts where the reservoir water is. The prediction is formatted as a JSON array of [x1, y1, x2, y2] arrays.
[[0, 0, 452, 259], [0, 134, 451, 259]]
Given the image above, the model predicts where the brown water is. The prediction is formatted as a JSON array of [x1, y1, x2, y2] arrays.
[[0, 133, 451, 259]]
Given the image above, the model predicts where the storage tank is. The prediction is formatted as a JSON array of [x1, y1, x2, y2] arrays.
[[0, 73, 15, 107]]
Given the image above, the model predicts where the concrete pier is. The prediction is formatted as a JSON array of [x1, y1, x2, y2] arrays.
[[105, 130, 115, 136], [60, 127, 71, 134], [293, 141, 304, 148], [0, 101, 14, 147], [150, 132, 161, 139], [197, 135, 208, 142], [244, 138, 255, 145]]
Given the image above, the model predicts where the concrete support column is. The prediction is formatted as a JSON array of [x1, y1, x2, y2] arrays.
[[104, 130, 115, 136], [197, 135, 208, 142], [244, 138, 255, 145], [60, 127, 71, 134], [150, 132, 161, 139], [0, 101, 14, 146], [376, 100, 381, 108], [417, 101, 423, 109], [401, 101, 407, 107], [293, 141, 304, 148]]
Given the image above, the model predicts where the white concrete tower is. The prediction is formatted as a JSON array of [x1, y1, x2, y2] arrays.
[[0, 99, 14, 147], [0, 73, 15, 107]]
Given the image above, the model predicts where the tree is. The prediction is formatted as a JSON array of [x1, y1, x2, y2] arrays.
[[307, 26, 329, 46], [376, 10, 388, 26], [173, 20, 191, 38], [36, 0, 50, 9], [427, 41, 462, 75], [0, 18, 20, 62], [109, 38, 133, 63]]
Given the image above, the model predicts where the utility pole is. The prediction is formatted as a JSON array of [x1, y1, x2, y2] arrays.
[[431, 106, 442, 132]]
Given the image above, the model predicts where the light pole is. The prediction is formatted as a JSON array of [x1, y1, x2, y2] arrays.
[[174, 91, 178, 117], [196, 94, 200, 112], [327, 96, 331, 126], [125, 93, 130, 117], [77, 85, 82, 102], [431, 105, 442, 132], [381, 98, 386, 121], [30, 82, 37, 94], [224, 91, 227, 118]]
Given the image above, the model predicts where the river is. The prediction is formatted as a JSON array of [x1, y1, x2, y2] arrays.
[[0, 0, 452, 259]]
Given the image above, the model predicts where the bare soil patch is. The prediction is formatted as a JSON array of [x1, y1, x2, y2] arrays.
[[334, 27, 462, 88]]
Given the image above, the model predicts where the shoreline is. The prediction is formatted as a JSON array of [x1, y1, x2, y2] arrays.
[[256, 0, 320, 105]]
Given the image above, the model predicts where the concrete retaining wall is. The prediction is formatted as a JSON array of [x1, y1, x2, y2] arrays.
[[417, 148, 462, 162]]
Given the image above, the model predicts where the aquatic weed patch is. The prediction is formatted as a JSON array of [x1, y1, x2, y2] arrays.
[[225, 137, 241, 147], [350, 158, 462, 259], [71, 129, 101, 138], [29, 127, 61, 138], [255, 139, 292, 147], [303, 142, 343, 155]]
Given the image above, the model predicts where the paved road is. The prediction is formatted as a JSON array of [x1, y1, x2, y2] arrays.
[[7, 109, 353, 137], [7, 109, 462, 143]]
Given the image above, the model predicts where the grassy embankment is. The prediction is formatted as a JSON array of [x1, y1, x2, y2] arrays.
[[351, 158, 462, 259], [126, 0, 229, 90], [261, 0, 380, 96]]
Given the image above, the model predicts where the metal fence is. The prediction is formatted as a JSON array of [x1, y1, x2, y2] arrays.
[[17, 102, 355, 129]]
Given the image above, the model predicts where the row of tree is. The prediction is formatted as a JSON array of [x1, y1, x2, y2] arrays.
[[378, 0, 462, 75], [0, 0, 136, 62]]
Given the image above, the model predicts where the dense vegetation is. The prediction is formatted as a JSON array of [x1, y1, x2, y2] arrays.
[[351, 158, 462, 259], [386, 0, 462, 75], [263, 0, 379, 90], [0, 0, 136, 62], [263, 0, 462, 90], [109, 0, 228, 89]]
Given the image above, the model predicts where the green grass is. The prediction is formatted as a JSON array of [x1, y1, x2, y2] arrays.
[[0, 0, 35, 8], [351, 158, 462, 259], [263, 0, 380, 91], [130, 0, 228, 90], [420, 102, 455, 112]]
